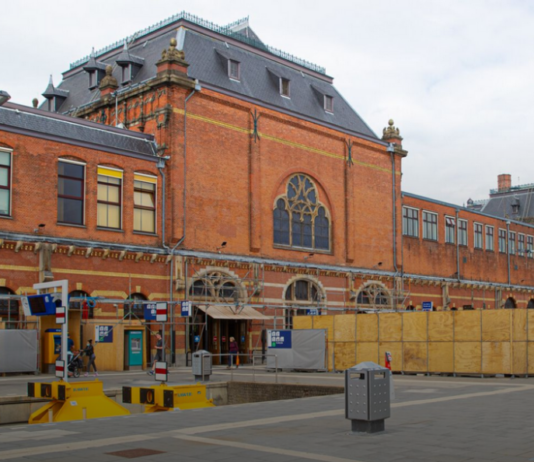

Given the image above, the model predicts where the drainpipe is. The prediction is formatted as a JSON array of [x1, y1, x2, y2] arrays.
[[455, 209, 460, 281], [506, 220, 511, 286], [387, 143, 398, 273]]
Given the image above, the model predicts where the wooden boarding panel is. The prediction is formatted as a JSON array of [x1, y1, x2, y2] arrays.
[[334, 342, 356, 371], [356, 314, 378, 342], [379, 342, 402, 371], [403, 342, 428, 372], [482, 311, 510, 342], [356, 342, 378, 364], [512, 310, 527, 342], [334, 315, 356, 342], [454, 312, 481, 342], [529, 343, 534, 375], [428, 312, 453, 341], [454, 342, 481, 373], [313, 315, 334, 341], [482, 342, 511, 375], [528, 312, 534, 341], [379, 313, 402, 342], [402, 312, 428, 342], [293, 316, 312, 330], [512, 342, 527, 375], [428, 342, 454, 373]]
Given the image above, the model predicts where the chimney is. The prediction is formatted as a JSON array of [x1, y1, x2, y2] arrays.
[[498, 174, 511, 192]]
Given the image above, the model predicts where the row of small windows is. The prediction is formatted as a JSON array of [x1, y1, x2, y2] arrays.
[[403, 207, 534, 256]]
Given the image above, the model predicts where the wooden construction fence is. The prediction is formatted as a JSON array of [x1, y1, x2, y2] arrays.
[[293, 311, 534, 375]]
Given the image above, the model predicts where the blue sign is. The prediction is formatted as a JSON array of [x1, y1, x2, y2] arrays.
[[144, 303, 157, 320], [22, 294, 57, 316], [181, 301, 192, 317], [268, 330, 292, 349], [194, 335, 200, 343], [422, 301, 433, 312], [96, 325, 113, 343], [306, 308, 319, 315], [241, 336, 245, 343]]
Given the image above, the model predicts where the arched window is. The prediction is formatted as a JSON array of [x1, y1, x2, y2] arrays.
[[273, 174, 330, 251], [68, 290, 93, 319], [284, 279, 324, 328], [0, 287, 18, 328], [356, 284, 390, 309], [125, 293, 147, 318], [504, 297, 516, 309], [528, 299, 534, 309], [188, 271, 242, 302]]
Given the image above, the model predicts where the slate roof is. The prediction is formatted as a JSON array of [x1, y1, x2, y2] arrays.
[[481, 190, 534, 221], [47, 15, 379, 142], [0, 103, 157, 159]]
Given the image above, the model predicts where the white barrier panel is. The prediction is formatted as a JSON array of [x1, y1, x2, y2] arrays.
[[0, 330, 38, 373]]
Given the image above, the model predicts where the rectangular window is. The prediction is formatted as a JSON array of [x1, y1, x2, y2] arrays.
[[528, 236, 534, 258], [228, 60, 240, 80], [280, 78, 290, 97], [509, 231, 516, 255], [324, 95, 334, 113], [422, 211, 438, 241], [58, 160, 85, 225], [97, 167, 122, 229], [402, 207, 419, 237], [498, 229, 507, 253], [474, 223, 483, 249], [0, 149, 12, 217], [485, 225, 494, 251], [134, 174, 156, 233], [445, 216, 455, 244], [458, 219, 468, 246], [519, 234, 526, 254]]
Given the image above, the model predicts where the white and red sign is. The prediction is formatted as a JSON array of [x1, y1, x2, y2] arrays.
[[155, 361, 168, 382], [56, 306, 66, 324], [156, 303, 168, 322], [55, 360, 65, 378]]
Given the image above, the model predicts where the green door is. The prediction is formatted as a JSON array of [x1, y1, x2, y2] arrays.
[[127, 331, 143, 367]]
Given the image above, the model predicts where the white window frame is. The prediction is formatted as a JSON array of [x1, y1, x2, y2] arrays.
[[58, 158, 87, 226], [133, 172, 157, 234], [324, 95, 334, 113], [97, 165, 124, 230], [402, 206, 419, 238], [474, 222, 483, 249], [280, 77, 290, 98], [527, 235, 534, 258], [485, 225, 494, 251], [458, 219, 468, 246], [422, 211, 438, 241], [518, 233, 525, 256], [0, 147, 13, 218], [509, 231, 516, 255], [228, 60, 240, 81], [498, 228, 507, 253], [445, 216, 455, 244]]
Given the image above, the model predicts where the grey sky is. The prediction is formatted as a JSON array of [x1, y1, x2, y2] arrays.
[[2, 0, 533, 206]]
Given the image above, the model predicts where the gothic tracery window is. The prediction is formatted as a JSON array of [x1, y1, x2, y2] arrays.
[[273, 174, 330, 251], [189, 271, 241, 303], [284, 279, 324, 328], [356, 284, 390, 309]]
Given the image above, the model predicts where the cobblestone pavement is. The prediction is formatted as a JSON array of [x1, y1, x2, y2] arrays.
[[0, 372, 533, 461]]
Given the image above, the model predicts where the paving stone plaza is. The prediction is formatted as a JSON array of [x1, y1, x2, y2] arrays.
[[0, 369, 533, 461]]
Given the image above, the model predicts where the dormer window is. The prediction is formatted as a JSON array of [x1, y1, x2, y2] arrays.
[[280, 78, 290, 98], [83, 49, 108, 90], [116, 43, 144, 86], [229, 59, 240, 80], [41, 75, 69, 113], [324, 95, 334, 113], [48, 98, 56, 112], [88, 72, 98, 89]]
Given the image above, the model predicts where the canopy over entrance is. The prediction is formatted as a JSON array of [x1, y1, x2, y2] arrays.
[[196, 305, 272, 320]]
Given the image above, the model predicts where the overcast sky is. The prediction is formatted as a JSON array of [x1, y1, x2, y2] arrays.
[[2, 1, 533, 206]]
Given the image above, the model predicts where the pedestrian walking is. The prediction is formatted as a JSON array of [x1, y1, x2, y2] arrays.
[[83, 339, 98, 376], [227, 336, 239, 369], [148, 332, 163, 375]]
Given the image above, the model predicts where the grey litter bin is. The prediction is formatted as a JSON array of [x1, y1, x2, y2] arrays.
[[345, 361, 391, 433], [192, 350, 212, 381]]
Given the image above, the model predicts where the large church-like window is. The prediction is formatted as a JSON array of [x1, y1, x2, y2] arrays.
[[273, 174, 330, 251]]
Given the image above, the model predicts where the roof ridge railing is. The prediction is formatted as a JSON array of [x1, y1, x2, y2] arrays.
[[69, 11, 326, 75], [490, 183, 534, 195]]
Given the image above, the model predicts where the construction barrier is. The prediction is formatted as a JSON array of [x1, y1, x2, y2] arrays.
[[27, 380, 130, 424], [294, 310, 534, 375]]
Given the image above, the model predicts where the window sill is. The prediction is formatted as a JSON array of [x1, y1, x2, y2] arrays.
[[133, 231, 159, 237], [273, 244, 332, 255], [96, 227, 124, 233], [402, 234, 419, 240], [57, 222, 86, 229], [0, 215, 13, 220], [422, 238, 438, 243], [445, 241, 455, 246]]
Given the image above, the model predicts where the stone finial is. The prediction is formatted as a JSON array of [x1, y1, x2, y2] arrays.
[[99, 65, 118, 90], [32, 98, 38, 108], [160, 37, 185, 62], [382, 119, 402, 141]]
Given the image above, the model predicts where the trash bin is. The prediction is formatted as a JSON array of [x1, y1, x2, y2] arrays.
[[345, 361, 391, 433], [192, 350, 212, 381]]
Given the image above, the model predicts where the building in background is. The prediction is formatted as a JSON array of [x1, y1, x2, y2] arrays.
[[1, 13, 534, 371]]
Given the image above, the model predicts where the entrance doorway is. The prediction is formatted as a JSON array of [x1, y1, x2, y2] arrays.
[[124, 330, 143, 370]]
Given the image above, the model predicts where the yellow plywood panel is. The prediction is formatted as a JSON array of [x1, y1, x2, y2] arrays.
[[293, 316, 312, 330], [528, 343, 534, 375], [379, 342, 402, 371], [482, 311, 511, 342], [334, 315, 356, 342], [512, 310, 527, 342], [379, 313, 402, 342], [314, 315, 334, 341], [334, 342, 356, 370], [512, 342, 527, 375], [356, 342, 378, 364], [454, 342, 481, 373], [356, 314, 378, 342], [482, 342, 511, 375], [402, 313, 427, 342], [527, 311, 534, 341], [403, 342, 427, 372], [428, 312, 453, 341], [428, 342, 454, 373], [454, 311, 481, 342]]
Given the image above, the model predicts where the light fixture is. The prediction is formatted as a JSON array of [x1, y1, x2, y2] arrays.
[[304, 253, 314, 261], [0, 90, 11, 106], [216, 241, 227, 253], [33, 223, 46, 234]]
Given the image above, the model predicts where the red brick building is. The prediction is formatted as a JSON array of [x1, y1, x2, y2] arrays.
[[1, 13, 533, 370]]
